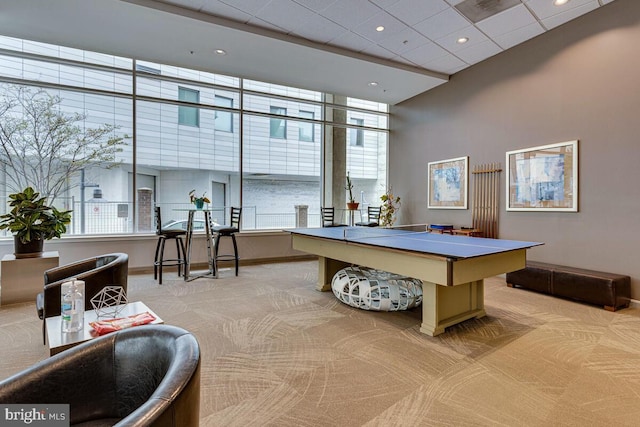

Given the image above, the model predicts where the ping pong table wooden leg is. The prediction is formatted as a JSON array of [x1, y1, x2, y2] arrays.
[[316, 256, 351, 292], [420, 279, 487, 337]]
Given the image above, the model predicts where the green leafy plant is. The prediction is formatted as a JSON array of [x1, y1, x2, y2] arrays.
[[189, 190, 210, 205], [345, 172, 355, 203], [380, 188, 401, 227], [0, 187, 72, 243]]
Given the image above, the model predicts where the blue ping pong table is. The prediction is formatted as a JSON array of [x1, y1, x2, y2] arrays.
[[289, 227, 542, 336]]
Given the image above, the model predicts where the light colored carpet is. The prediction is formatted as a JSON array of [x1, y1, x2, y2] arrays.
[[1, 261, 640, 426]]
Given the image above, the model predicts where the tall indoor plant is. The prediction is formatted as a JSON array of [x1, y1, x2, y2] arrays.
[[345, 172, 359, 210], [0, 187, 72, 258]]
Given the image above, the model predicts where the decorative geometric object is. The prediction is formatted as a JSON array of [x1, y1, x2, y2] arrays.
[[331, 266, 423, 311], [90, 285, 128, 318]]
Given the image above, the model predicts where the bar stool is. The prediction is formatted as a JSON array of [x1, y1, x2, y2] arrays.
[[355, 206, 381, 227], [321, 207, 347, 227], [211, 207, 242, 276], [153, 206, 187, 284]]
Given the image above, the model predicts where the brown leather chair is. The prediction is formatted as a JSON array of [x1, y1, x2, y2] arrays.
[[36, 252, 129, 344], [0, 324, 201, 427]]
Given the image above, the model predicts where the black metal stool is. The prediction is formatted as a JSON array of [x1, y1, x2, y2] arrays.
[[211, 207, 242, 276], [153, 206, 187, 284], [355, 205, 381, 227]]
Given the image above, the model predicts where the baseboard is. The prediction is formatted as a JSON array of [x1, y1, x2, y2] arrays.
[[129, 254, 317, 275]]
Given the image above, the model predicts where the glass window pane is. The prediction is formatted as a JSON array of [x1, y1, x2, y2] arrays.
[[0, 83, 133, 236], [136, 98, 240, 231], [243, 112, 322, 229], [0, 36, 389, 235], [269, 106, 287, 139], [298, 110, 315, 142], [136, 60, 239, 88], [214, 95, 233, 132], [178, 87, 199, 127]]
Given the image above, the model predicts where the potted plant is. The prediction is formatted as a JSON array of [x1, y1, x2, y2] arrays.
[[189, 190, 210, 210], [345, 172, 359, 210], [380, 187, 401, 227], [0, 187, 72, 258]]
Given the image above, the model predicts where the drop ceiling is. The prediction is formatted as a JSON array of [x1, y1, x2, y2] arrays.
[[0, 0, 617, 104]]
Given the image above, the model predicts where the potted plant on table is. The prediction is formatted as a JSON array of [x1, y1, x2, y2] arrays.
[[0, 187, 72, 258], [345, 172, 359, 210], [189, 190, 210, 210]]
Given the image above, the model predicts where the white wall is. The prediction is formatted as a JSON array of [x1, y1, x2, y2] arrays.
[[391, 0, 640, 297]]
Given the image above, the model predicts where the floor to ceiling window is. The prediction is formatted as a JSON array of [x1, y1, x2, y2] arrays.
[[0, 35, 389, 235]]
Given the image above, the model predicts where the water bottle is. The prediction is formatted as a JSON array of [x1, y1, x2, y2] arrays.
[[61, 278, 85, 333]]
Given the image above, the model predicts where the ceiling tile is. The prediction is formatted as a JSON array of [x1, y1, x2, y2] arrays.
[[377, 27, 431, 55], [422, 53, 467, 74], [390, 54, 420, 66], [246, 17, 288, 32], [219, 0, 269, 16], [385, 0, 450, 26], [253, 0, 317, 30], [454, 39, 502, 65], [435, 25, 488, 52], [542, 1, 599, 30], [492, 21, 544, 49], [400, 39, 450, 65], [321, 0, 382, 29], [369, 0, 402, 8], [290, 15, 347, 43], [353, 11, 408, 41], [327, 31, 372, 52], [359, 43, 397, 60], [291, 0, 337, 13], [199, 1, 253, 22], [525, 0, 596, 20], [160, 0, 206, 10], [413, 7, 470, 40], [476, 4, 537, 39]]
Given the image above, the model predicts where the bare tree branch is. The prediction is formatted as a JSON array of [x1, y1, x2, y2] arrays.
[[0, 85, 129, 203]]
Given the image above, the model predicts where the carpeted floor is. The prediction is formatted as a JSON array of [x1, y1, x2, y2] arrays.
[[1, 261, 640, 426]]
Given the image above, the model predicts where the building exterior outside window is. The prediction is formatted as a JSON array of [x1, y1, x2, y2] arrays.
[[350, 118, 364, 147], [269, 106, 287, 139], [299, 110, 315, 142], [0, 35, 389, 235], [214, 95, 233, 132], [178, 87, 200, 127]]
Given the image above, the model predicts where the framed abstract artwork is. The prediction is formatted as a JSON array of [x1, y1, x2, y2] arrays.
[[506, 140, 578, 212], [427, 156, 468, 209]]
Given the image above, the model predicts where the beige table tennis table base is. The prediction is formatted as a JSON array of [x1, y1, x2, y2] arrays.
[[293, 234, 527, 336]]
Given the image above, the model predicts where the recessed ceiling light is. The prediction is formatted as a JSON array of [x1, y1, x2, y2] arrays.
[[554, 0, 569, 5], [376, 26, 385, 32], [457, 37, 469, 44], [215, 49, 226, 55], [368, 82, 378, 87]]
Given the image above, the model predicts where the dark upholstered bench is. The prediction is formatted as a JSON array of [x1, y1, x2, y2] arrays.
[[506, 261, 630, 311]]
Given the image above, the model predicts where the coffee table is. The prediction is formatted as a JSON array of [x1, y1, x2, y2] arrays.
[[45, 301, 163, 356]]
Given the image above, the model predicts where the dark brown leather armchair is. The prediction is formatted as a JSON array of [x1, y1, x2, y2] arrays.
[[36, 252, 129, 343], [0, 324, 201, 426]]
